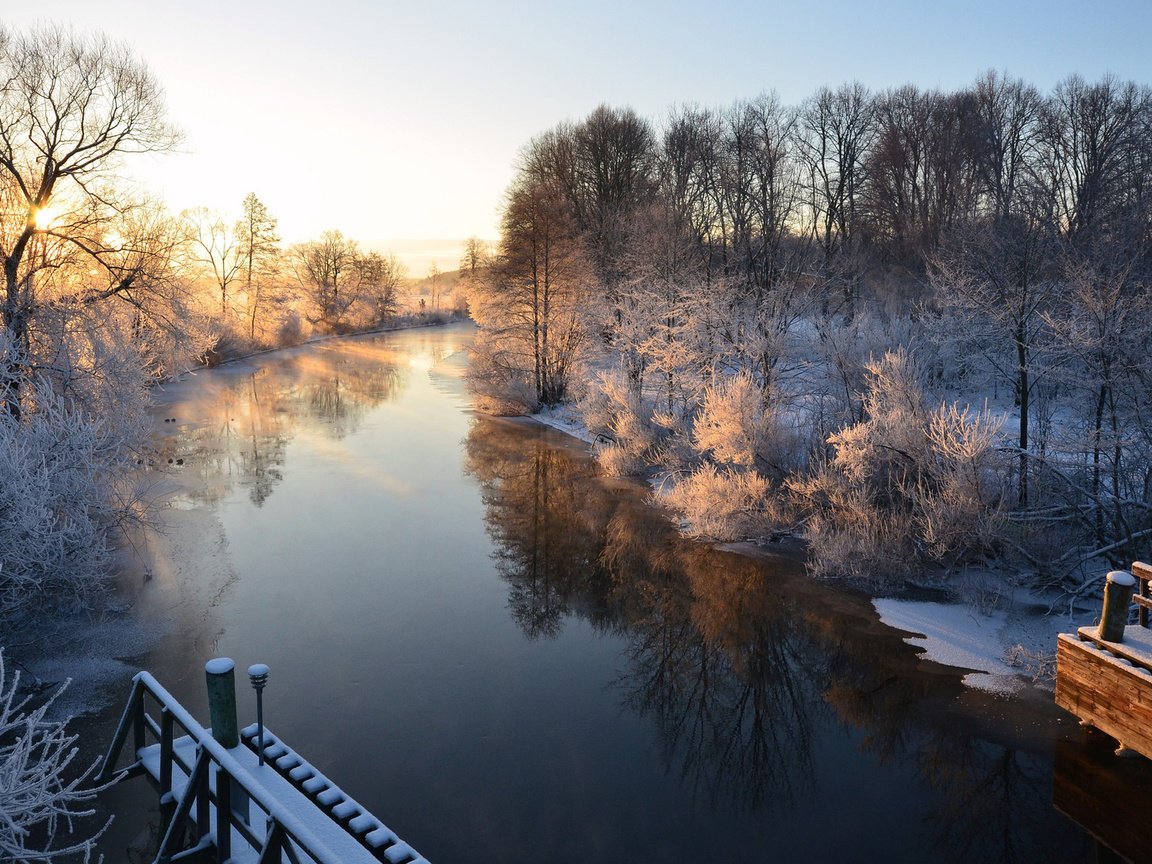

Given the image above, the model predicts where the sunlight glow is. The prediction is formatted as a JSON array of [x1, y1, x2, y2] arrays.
[[32, 203, 63, 231]]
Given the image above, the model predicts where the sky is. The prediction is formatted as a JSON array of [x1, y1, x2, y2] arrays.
[[6, 0, 1152, 275]]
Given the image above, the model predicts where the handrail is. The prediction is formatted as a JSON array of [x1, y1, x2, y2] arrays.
[[1131, 561, 1152, 627], [100, 671, 361, 863]]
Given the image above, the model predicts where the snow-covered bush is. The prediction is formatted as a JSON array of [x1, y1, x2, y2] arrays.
[[917, 404, 1009, 558], [0, 380, 141, 625], [692, 371, 804, 480], [0, 651, 109, 862], [582, 371, 664, 476], [793, 348, 1010, 582], [659, 464, 778, 541]]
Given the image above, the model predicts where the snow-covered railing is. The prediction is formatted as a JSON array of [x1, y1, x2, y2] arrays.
[[241, 723, 422, 861], [99, 669, 430, 863]]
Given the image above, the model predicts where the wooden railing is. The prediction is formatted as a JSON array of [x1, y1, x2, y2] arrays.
[[1132, 561, 1152, 627]]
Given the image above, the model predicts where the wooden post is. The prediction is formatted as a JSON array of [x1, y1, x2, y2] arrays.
[[205, 658, 239, 748], [1101, 570, 1137, 642]]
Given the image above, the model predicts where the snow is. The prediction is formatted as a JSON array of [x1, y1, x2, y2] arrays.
[[873, 589, 1085, 694], [1108, 570, 1136, 586], [205, 657, 235, 675], [532, 404, 595, 445]]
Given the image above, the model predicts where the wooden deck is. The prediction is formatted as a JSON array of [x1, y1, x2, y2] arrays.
[[1055, 560, 1152, 758], [1056, 625, 1152, 757]]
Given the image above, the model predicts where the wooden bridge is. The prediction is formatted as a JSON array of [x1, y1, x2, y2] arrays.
[[98, 664, 430, 864], [1056, 560, 1152, 759]]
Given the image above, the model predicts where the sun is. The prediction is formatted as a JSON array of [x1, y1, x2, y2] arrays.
[[32, 202, 63, 231]]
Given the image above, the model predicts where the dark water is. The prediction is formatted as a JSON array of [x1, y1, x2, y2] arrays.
[[85, 323, 1152, 862]]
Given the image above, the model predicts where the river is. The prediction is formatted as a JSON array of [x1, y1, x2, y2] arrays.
[[80, 322, 1152, 862]]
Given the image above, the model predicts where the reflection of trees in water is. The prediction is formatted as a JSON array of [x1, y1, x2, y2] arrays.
[[175, 343, 405, 506], [465, 419, 614, 639], [609, 536, 822, 811], [299, 350, 404, 440], [465, 418, 820, 809], [465, 415, 1095, 858], [916, 731, 1082, 864]]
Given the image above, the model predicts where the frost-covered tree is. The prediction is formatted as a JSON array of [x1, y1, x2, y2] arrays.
[[183, 207, 242, 317], [1043, 258, 1152, 568], [0, 25, 180, 418], [0, 652, 109, 862], [236, 193, 282, 342], [930, 214, 1057, 506], [0, 371, 144, 625], [792, 349, 1009, 581], [0, 26, 206, 623]]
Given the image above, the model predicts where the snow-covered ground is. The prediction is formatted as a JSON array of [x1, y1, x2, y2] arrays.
[[874, 586, 1092, 694]]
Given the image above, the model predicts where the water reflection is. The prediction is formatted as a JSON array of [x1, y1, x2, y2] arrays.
[[465, 417, 1093, 862], [159, 341, 430, 508]]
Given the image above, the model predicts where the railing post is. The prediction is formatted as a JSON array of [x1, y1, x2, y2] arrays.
[[196, 747, 212, 840], [257, 820, 286, 864], [159, 707, 175, 829], [97, 677, 145, 782], [1142, 573, 1149, 629], [1101, 570, 1137, 642], [132, 687, 146, 756], [156, 746, 210, 864], [217, 765, 233, 861]]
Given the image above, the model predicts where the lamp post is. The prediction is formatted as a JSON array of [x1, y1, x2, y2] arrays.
[[248, 663, 270, 766]]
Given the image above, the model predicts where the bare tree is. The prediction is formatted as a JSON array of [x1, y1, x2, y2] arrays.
[[1040, 75, 1150, 249], [184, 207, 242, 316], [795, 82, 876, 310], [460, 236, 489, 279], [0, 25, 179, 417], [359, 250, 404, 324], [290, 230, 363, 331], [469, 179, 594, 410]]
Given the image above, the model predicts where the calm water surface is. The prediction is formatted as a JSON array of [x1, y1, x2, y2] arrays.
[[90, 323, 1152, 862]]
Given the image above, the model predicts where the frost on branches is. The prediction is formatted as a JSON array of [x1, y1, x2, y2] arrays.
[[0, 372, 144, 627], [792, 349, 1010, 582], [0, 652, 109, 863]]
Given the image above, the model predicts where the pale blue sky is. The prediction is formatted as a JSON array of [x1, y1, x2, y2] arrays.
[[6, 0, 1151, 272]]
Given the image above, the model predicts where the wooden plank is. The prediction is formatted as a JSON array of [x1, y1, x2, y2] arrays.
[[1130, 560, 1152, 583], [1056, 634, 1152, 759]]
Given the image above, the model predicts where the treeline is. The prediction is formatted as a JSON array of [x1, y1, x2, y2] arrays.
[[466, 71, 1152, 589]]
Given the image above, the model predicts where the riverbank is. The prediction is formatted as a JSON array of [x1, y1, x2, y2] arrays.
[[529, 402, 1095, 697]]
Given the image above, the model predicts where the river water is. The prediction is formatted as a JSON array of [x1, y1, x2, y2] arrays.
[[84, 322, 1152, 862]]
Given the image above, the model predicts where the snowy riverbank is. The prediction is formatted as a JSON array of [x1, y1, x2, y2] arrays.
[[530, 403, 1099, 697]]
